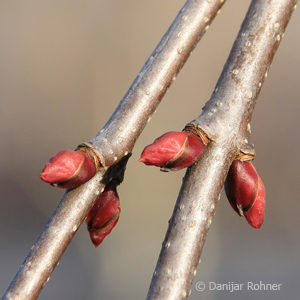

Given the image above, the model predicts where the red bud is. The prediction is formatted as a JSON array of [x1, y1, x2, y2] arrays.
[[40, 150, 97, 189], [225, 160, 265, 229], [139, 131, 206, 171], [86, 184, 120, 247]]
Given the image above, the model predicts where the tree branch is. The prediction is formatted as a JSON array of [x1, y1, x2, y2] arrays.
[[147, 1, 297, 299], [2, 1, 225, 299]]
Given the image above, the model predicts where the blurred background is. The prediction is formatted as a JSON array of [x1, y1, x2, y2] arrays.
[[0, 1, 299, 299]]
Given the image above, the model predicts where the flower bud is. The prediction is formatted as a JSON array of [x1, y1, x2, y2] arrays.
[[86, 184, 120, 247], [225, 160, 265, 229], [40, 150, 97, 189], [139, 131, 206, 171]]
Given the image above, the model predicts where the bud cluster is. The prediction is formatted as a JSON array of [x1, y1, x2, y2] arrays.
[[40, 128, 266, 249], [139, 130, 266, 228], [40, 149, 119, 247]]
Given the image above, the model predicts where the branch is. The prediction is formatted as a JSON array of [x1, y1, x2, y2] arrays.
[[2, 1, 225, 299], [147, 0, 297, 299]]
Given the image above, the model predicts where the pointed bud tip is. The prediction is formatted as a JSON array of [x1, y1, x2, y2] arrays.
[[245, 205, 265, 229], [246, 214, 264, 229], [138, 157, 146, 163], [89, 233, 106, 248], [250, 222, 263, 229], [88, 215, 120, 247], [40, 169, 50, 183]]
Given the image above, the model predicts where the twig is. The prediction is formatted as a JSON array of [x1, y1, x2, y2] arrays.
[[2, 1, 225, 299], [147, 1, 297, 299]]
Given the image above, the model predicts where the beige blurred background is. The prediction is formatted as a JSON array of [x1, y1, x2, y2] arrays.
[[0, 1, 299, 299]]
